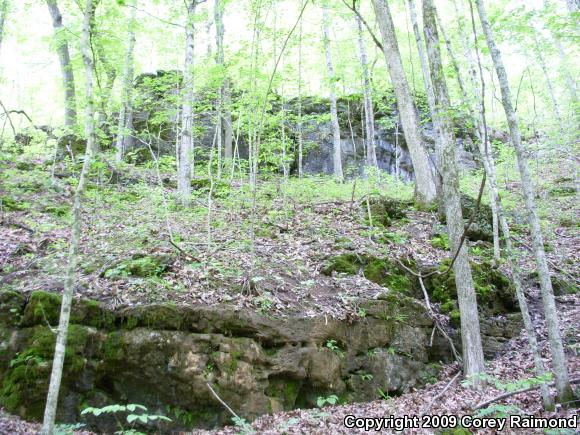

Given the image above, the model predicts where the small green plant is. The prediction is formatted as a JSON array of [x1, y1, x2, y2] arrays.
[[367, 348, 377, 358], [81, 403, 171, 434], [316, 394, 339, 407], [377, 388, 390, 400], [357, 307, 367, 318], [386, 346, 396, 356], [431, 233, 450, 250], [255, 291, 273, 314], [360, 373, 373, 381], [325, 339, 344, 357], [54, 423, 86, 435], [232, 416, 255, 434]]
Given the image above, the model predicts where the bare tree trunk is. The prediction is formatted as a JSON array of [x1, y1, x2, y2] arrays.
[[46, 0, 77, 133], [408, 0, 436, 119], [422, 0, 485, 384], [476, 0, 573, 403], [372, 0, 438, 206], [464, 1, 553, 407], [354, 14, 377, 168], [41, 1, 96, 433], [215, 0, 231, 177], [322, 3, 343, 182], [0, 0, 8, 55], [438, 4, 501, 260], [531, 30, 564, 131], [115, 0, 137, 162], [297, 10, 304, 178], [434, 11, 468, 102], [179, 0, 197, 207]]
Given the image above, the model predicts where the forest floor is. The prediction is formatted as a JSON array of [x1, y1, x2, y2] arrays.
[[0, 148, 578, 433]]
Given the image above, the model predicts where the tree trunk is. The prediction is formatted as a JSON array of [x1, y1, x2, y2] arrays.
[[40, 0, 96, 433], [372, 0, 438, 205], [438, 4, 501, 260], [46, 0, 77, 132], [95, 44, 116, 142], [354, 14, 377, 168], [115, 0, 137, 162], [179, 0, 197, 207], [0, 0, 8, 55], [531, 30, 564, 131], [297, 10, 304, 178], [458, 0, 553, 407], [422, 0, 485, 384], [322, 3, 343, 182], [476, 0, 573, 403], [215, 0, 232, 176]]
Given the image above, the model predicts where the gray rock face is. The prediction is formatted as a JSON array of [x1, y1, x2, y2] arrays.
[[127, 71, 477, 180]]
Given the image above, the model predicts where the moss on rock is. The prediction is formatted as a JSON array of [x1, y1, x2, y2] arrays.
[[22, 291, 114, 329], [365, 197, 409, 227], [0, 325, 90, 420], [0, 290, 25, 327], [321, 254, 415, 294], [104, 254, 172, 279], [424, 259, 517, 320]]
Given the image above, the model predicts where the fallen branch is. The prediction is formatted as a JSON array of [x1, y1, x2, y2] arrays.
[[473, 377, 580, 410], [420, 370, 462, 416], [206, 382, 240, 420]]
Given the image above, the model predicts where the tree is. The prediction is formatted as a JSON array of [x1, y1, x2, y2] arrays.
[[0, 0, 8, 55], [475, 0, 574, 403], [354, 14, 377, 168], [178, 1, 201, 207], [214, 0, 233, 177], [436, 6, 501, 261], [41, 0, 97, 432], [297, 7, 304, 178], [372, 0, 438, 206], [459, 0, 553, 408], [46, 0, 77, 137], [322, 2, 344, 182], [422, 0, 485, 384], [115, 0, 137, 162]]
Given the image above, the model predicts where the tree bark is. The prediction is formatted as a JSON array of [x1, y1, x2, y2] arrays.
[[354, 14, 377, 168], [297, 11, 304, 178], [46, 0, 77, 132], [322, 3, 343, 182], [215, 0, 232, 175], [0, 0, 8, 55], [179, 0, 197, 207], [439, 4, 501, 260], [372, 0, 438, 205], [476, 0, 573, 403], [115, 0, 137, 162], [41, 1, 96, 433], [422, 0, 485, 384]]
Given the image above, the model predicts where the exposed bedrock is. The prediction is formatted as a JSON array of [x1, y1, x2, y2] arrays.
[[0, 284, 521, 432]]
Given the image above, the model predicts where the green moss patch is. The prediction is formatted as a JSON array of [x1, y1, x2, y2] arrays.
[[0, 196, 29, 211], [22, 291, 114, 329], [0, 325, 90, 420], [424, 259, 517, 325], [365, 197, 409, 227], [0, 290, 25, 327], [322, 254, 415, 294], [104, 254, 172, 279]]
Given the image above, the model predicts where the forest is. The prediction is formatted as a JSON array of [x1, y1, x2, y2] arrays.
[[0, 0, 578, 433]]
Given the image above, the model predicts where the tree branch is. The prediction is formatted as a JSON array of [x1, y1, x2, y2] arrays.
[[341, 0, 384, 52], [473, 377, 580, 411]]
